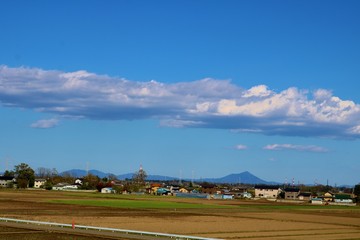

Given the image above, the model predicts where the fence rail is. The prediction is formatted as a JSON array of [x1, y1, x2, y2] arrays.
[[0, 217, 221, 240]]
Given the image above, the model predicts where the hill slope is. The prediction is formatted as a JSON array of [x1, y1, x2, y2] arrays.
[[202, 171, 269, 184]]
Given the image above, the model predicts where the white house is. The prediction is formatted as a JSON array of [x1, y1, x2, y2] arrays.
[[240, 192, 252, 199], [311, 198, 323, 205], [34, 179, 46, 188], [53, 183, 79, 191], [0, 176, 15, 188], [101, 187, 116, 194], [75, 178, 83, 185]]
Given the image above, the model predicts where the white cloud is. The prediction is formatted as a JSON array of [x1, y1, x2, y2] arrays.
[[349, 125, 360, 134], [243, 85, 272, 98], [159, 119, 204, 128], [234, 144, 248, 150], [30, 118, 59, 129], [263, 144, 329, 153], [1, 65, 360, 138]]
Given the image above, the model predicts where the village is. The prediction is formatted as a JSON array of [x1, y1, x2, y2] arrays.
[[0, 163, 358, 206]]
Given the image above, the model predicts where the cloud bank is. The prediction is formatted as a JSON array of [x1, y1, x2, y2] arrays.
[[263, 144, 329, 153], [1, 65, 360, 138]]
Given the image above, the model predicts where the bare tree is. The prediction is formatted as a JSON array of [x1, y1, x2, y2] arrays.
[[132, 166, 147, 186], [37, 167, 58, 178]]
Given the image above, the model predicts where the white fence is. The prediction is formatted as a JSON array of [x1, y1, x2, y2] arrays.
[[0, 217, 221, 240]]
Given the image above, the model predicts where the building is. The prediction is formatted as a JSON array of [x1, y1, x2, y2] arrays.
[[101, 187, 116, 194], [34, 178, 46, 188], [298, 192, 312, 201], [75, 178, 83, 186], [179, 188, 189, 193], [284, 187, 300, 200], [254, 185, 281, 199], [52, 183, 79, 191], [229, 186, 249, 198], [222, 194, 234, 200], [0, 176, 15, 188], [240, 192, 252, 199], [311, 197, 323, 205], [334, 194, 354, 203], [169, 185, 180, 193], [322, 192, 334, 202]]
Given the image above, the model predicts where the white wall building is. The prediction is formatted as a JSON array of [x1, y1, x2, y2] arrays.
[[34, 179, 46, 188]]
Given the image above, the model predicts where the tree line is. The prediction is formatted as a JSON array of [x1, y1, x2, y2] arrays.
[[2, 162, 148, 192]]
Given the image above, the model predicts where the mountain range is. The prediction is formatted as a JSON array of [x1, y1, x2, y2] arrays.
[[60, 169, 274, 185]]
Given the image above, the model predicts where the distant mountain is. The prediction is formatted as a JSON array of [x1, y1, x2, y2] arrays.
[[146, 174, 179, 181], [61, 169, 273, 184], [61, 169, 111, 178], [61, 169, 178, 181], [60, 169, 85, 177], [116, 173, 178, 181], [116, 173, 133, 180], [202, 171, 271, 184]]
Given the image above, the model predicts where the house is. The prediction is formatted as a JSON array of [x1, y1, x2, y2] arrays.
[[169, 185, 180, 193], [311, 197, 323, 205], [254, 185, 281, 199], [0, 176, 15, 188], [229, 186, 248, 198], [298, 192, 312, 201], [284, 187, 300, 200], [101, 187, 116, 194], [74, 178, 84, 186], [179, 188, 189, 193], [322, 192, 334, 202], [52, 183, 78, 191], [52, 183, 68, 190], [240, 192, 252, 199], [34, 178, 46, 188], [334, 194, 354, 203]]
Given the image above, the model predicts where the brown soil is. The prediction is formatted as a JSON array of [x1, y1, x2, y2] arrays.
[[1, 190, 360, 240]]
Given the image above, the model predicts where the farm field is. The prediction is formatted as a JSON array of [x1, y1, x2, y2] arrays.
[[0, 189, 359, 239]]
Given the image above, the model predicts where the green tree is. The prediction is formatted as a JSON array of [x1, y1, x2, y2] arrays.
[[43, 181, 53, 190], [14, 163, 35, 188], [3, 170, 15, 177]]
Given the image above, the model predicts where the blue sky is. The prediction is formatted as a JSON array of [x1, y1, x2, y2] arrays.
[[1, 0, 360, 185]]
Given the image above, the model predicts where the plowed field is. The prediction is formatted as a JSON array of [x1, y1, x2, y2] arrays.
[[0, 190, 359, 239]]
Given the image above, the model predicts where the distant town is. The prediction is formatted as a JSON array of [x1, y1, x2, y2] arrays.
[[1, 162, 359, 206]]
